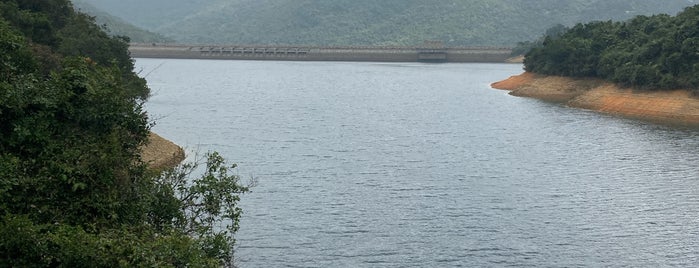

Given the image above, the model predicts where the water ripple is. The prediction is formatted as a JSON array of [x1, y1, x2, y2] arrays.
[[140, 59, 699, 267]]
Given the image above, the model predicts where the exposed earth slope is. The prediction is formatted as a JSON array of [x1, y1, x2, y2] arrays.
[[492, 73, 699, 125]]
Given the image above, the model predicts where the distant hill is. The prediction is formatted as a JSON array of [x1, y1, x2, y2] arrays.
[[72, 0, 173, 43], [81, 0, 697, 46], [78, 0, 217, 30]]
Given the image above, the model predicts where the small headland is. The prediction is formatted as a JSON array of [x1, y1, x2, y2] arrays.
[[492, 72, 699, 126], [140, 132, 185, 171]]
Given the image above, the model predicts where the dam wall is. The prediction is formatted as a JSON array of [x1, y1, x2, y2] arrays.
[[129, 44, 513, 63]]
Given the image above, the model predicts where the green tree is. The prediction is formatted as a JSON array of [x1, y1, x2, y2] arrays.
[[524, 4, 699, 92], [154, 152, 251, 265], [0, 0, 249, 266]]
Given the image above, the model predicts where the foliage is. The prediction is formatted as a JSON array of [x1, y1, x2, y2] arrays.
[[154, 152, 251, 265], [0, 215, 221, 267], [0, 0, 71, 46], [524, 5, 699, 91], [0, 0, 248, 266], [2, 58, 153, 226], [1, 152, 249, 267], [82, 0, 695, 46]]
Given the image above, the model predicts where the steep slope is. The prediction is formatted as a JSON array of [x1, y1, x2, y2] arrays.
[[80, 0, 228, 30], [73, 0, 173, 43], [83, 0, 697, 46], [1, 0, 247, 265]]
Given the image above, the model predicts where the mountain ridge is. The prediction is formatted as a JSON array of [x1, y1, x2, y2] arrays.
[[72, 0, 173, 43], [82, 0, 697, 46]]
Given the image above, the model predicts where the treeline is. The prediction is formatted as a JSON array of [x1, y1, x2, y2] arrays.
[[525, 5, 699, 91], [0, 0, 246, 266]]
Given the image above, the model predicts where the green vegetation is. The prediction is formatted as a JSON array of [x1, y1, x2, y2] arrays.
[[82, 0, 695, 46], [72, 0, 173, 44], [525, 5, 699, 91], [0, 0, 247, 266], [81, 0, 213, 30]]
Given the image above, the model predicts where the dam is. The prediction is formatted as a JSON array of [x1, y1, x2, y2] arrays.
[[129, 44, 513, 63]]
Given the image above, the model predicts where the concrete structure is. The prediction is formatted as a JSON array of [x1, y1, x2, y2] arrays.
[[129, 44, 513, 63]]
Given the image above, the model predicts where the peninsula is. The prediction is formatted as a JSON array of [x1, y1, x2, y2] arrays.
[[494, 5, 699, 126], [492, 73, 699, 125]]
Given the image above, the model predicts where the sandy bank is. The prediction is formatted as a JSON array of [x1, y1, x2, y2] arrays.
[[140, 132, 185, 171], [491, 72, 699, 125]]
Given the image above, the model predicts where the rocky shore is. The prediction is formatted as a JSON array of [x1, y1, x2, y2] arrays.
[[140, 132, 185, 171], [492, 72, 699, 126]]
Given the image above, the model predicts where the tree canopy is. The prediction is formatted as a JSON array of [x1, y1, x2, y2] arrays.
[[0, 0, 247, 266], [524, 5, 699, 91]]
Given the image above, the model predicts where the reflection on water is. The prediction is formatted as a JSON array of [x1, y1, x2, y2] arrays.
[[139, 59, 699, 267]]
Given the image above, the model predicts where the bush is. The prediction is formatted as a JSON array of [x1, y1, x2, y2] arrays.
[[524, 5, 699, 91], [0, 1, 249, 266]]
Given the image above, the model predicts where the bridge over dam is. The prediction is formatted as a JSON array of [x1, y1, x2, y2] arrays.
[[129, 44, 514, 63]]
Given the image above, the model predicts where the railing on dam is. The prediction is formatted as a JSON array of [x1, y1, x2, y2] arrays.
[[129, 43, 514, 63]]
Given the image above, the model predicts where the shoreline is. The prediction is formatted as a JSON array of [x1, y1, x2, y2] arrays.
[[140, 132, 185, 171], [491, 72, 699, 126]]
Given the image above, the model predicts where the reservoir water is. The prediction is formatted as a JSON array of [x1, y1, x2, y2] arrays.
[[137, 59, 699, 267]]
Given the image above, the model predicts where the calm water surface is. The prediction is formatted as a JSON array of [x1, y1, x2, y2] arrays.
[[137, 59, 699, 267]]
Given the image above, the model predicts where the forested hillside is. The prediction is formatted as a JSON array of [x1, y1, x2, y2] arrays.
[[83, 0, 696, 46], [72, 0, 173, 43], [0, 0, 246, 266], [525, 5, 699, 91], [80, 0, 214, 30]]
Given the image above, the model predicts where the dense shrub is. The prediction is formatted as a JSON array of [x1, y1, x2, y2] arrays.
[[524, 5, 699, 91], [0, 0, 248, 266]]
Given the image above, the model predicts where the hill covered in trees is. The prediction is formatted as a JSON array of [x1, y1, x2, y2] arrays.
[[0, 0, 246, 266], [525, 5, 699, 91], [82, 0, 695, 46], [72, 0, 173, 43]]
